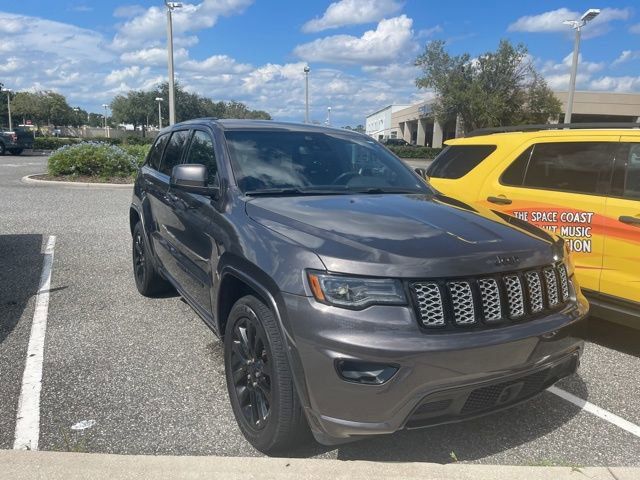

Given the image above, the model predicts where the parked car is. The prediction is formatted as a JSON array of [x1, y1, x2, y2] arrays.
[[130, 119, 588, 453], [381, 138, 410, 146], [426, 124, 640, 328], [0, 127, 33, 155]]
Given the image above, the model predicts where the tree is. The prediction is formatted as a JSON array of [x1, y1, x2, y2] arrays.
[[110, 82, 271, 130], [10, 91, 73, 127], [343, 124, 365, 133], [415, 40, 562, 133]]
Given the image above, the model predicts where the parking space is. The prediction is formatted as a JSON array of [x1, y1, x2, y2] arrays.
[[1, 154, 640, 465]]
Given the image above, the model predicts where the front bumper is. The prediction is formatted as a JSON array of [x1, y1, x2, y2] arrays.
[[281, 290, 588, 445]]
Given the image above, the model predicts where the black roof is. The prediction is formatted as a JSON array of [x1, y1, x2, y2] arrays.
[[167, 118, 355, 134]]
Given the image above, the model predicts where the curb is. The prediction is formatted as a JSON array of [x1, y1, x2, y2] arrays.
[[21, 174, 134, 189], [0, 450, 638, 480]]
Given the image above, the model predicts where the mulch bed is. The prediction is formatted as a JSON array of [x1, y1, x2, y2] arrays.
[[31, 174, 134, 184]]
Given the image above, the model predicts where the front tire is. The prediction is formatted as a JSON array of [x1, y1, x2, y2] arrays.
[[9, 149, 23, 155], [0, 143, 5, 156], [224, 295, 310, 454], [132, 221, 172, 297]]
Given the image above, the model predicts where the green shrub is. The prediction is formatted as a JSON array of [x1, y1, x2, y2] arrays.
[[48, 142, 139, 178], [121, 144, 151, 167], [34, 137, 81, 150], [388, 146, 442, 159]]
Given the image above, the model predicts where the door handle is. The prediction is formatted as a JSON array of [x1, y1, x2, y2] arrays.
[[487, 196, 512, 205], [619, 215, 640, 226]]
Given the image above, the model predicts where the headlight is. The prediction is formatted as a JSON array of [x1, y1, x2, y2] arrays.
[[307, 271, 406, 309], [562, 240, 575, 275]]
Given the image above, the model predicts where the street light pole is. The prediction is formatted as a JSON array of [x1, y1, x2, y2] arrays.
[[326, 106, 331, 126], [102, 104, 109, 136], [155, 97, 164, 129], [6, 89, 12, 131], [563, 8, 600, 124], [304, 66, 310, 123], [165, 1, 182, 126]]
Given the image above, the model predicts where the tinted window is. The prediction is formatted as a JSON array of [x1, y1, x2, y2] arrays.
[[427, 145, 496, 179], [523, 142, 614, 195], [160, 130, 190, 176], [501, 146, 533, 186], [624, 144, 640, 200], [224, 130, 428, 194], [147, 133, 169, 171], [185, 131, 218, 186]]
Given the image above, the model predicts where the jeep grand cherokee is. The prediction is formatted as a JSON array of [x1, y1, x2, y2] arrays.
[[129, 119, 588, 454]]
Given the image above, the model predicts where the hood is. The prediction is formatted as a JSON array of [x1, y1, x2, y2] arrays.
[[246, 193, 562, 278]]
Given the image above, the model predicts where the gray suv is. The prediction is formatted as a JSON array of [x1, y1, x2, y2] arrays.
[[130, 119, 588, 454]]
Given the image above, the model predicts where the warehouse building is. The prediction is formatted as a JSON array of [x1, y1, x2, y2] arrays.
[[365, 91, 640, 148]]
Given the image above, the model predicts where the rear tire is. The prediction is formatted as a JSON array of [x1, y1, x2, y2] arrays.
[[132, 221, 172, 297], [0, 143, 5, 156], [9, 149, 23, 155], [224, 295, 310, 454]]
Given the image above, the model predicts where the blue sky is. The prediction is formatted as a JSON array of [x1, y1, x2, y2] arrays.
[[1, 1, 639, 126]]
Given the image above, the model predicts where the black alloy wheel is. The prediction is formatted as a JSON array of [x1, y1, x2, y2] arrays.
[[229, 315, 272, 431]]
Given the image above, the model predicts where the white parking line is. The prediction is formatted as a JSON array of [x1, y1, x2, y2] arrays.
[[13, 235, 56, 451], [549, 385, 640, 438]]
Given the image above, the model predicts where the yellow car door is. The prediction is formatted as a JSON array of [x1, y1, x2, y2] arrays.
[[600, 139, 640, 305], [478, 138, 617, 294]]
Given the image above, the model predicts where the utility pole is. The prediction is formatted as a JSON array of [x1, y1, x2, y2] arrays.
[[6, 89, 12, 131], [304, 66, 310, 123], [165, 2, 182, 126]]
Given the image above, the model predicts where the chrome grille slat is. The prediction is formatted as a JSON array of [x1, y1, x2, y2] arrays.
[[525, 271, 544, 313], [543, 268, 559, 307], [478, 278, 502, 323], [412, 282, 445, 327], [447, 281, 476, 325], [557, 265, 570, 301], [503, 275, 525, 318]]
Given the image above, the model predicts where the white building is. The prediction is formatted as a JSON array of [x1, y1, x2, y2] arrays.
[[365, 104, 411, 141]]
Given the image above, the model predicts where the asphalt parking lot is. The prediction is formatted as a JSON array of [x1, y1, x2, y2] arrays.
[[1, 154, 640, 466]]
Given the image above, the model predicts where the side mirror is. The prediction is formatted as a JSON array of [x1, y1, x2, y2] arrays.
[[170, 164, 219, 199], [414, 167, 428, 180]]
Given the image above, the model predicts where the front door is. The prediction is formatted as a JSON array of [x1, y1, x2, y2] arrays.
[[600, 139, 640, 305], [167, 129, 222, 316]]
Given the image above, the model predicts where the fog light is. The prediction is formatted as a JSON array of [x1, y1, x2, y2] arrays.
[[336, 360, 398, 385]]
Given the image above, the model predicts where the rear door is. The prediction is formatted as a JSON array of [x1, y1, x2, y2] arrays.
[[600, 139, 640, 304], [479, 138, 617, 293]]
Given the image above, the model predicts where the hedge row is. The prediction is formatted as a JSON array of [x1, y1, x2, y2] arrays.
[[48, 142, 150, 178], [387, 146, 442, 159], [34, 135, 155, 150]]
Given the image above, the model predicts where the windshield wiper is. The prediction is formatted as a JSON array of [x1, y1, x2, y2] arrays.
[[350, 187, 422, 194], [245, 187, 349, 197]]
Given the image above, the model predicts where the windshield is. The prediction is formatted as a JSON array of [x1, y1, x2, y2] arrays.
[[224, 130, 430, 194]]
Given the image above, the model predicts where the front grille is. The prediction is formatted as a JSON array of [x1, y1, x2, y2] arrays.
[[410, 263, 571, 330]]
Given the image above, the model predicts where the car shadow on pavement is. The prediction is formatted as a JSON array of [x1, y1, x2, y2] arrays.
[[0, 234, 44, 344], [284, 375, 588, 462], [586, 317, 640, 358]]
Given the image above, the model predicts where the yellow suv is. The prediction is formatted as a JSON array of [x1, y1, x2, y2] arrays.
[[426, 125, 640, 327]]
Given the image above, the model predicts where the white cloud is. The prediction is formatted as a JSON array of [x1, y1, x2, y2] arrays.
[[508, 7, 631, 38], [105, 66, 151, 86], [294, 15, 414, 65], [539, 52, 604, 90], [182, 55, 252, 74], [121, 47, 189, 66], [589, 76, 640, 92], [0, 57, 25, 73], [630, 23, 640, 34], [417, 25, 443, 39], [113, 5, 147, 18], [612, 50, 640, 66], [111, 0, 253, 50], [302, 0, 403, 33]]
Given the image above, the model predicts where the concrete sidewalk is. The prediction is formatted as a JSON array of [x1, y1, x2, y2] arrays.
[[1, 451, 638, 480]]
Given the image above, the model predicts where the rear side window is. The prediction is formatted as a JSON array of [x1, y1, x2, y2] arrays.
[[522, 142, 615, 195], [160, 130, 190, 176], [147, 133, 169, 171], [185, 130, 218, 186], [427, 145, 496, 179]]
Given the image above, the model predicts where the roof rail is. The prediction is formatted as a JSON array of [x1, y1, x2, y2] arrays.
[[465, 122, 640, 137]]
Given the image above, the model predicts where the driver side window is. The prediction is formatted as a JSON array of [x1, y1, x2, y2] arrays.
[[185, 130, 218, 186]]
